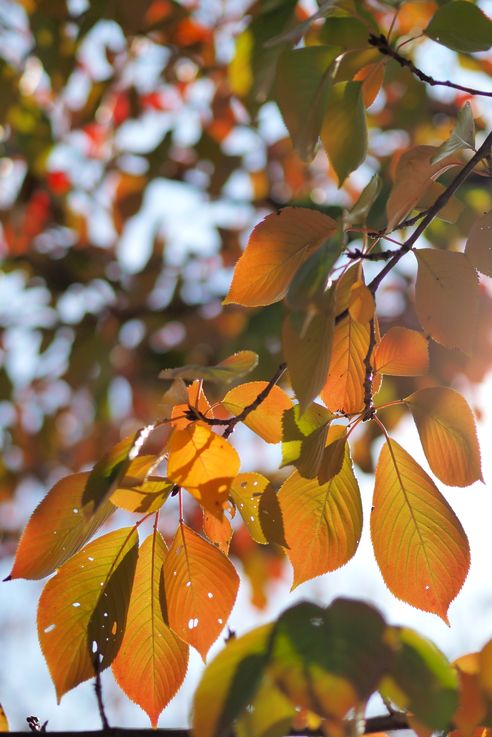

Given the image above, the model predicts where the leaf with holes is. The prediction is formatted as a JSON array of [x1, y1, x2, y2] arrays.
[[373, 327, 428, 377], [371, 439, 470, 622], [405, 387, 482, 487], [193, 624, 272, 737], [415, 249, 479, 354], [230, 473, 286, 546], [167, 424, 240, 518], [8, 472, 115, 580], [278, 436, 362, 588], [38, 527, 138, 701], [222, 382, 292, 444], [112, 532, 189, 727], [465, 211, 492, 277], [224, 208, 337, 307], [163, 523, 239, 659]]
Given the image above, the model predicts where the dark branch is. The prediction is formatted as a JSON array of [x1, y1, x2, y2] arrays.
[[346, 247, 400, 262], [369, 33, 492, 97], [93, 656, 110, 730], [362, 319, 377, 421]]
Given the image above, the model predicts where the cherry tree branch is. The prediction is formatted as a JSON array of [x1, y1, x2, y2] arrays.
[[368, 33, 492, 97]]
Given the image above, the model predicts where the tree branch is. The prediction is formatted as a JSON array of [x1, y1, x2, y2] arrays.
[[369, 33, 492, 97]]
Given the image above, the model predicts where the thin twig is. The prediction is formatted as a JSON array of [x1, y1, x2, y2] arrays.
[[93, 656, 110, 730], [369, 33, 492, 97]]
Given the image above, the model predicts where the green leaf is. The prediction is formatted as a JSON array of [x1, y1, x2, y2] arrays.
[[268, 600, 391, 720], [281, 403, 334, 477], [425, 1, 492, 53], [320, 15, 371, 49], [159, 351, 259, 386], [432, 102, 476, 164], [286, 239, 342, 312], [320, 81, 368, 185], [82, 434, 141, 512], [235, 677, 295, 737], [282, 287, 336, 413], [274, 47, 340, 161], [347, 174, 382, 225], [381, 627, 458, 730], [192, 624, 273, 737]]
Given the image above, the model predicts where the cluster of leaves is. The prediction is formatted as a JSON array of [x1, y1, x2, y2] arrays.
[[3, 0, 492, 734]]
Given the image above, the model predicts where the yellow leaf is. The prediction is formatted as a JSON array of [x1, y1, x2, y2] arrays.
[[321, 315, 369, 414], [38, 527, 139, 700], [348, 280, 375, 323], [414, 249, 479, 354], [235, 676, 295, 737], [405, 387, 482, 487], [111, 478, 174, 514], [386, 146, 462, 230], [163, 523, 239, 659], [167, 424, 240, 517], [318, 425, 347, 484], [224, 208, 337, 307], [230, 473, 286, 546], [371, 439, 470, 622], [0, 705, 8, 732], [112, 532, 189, 727], [9, 472, 115, 580], [465, 211, 492, 277], [222, 382, 292, 443], [192, 624, 272, 737], [278, 439, 362, 588], [452, 653, 486, 737], [373, 327, 429, 376]]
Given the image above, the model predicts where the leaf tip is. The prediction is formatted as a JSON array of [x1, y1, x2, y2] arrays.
[[2, 574, 11, 582]]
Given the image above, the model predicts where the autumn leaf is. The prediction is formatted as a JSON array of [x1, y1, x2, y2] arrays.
[[192, 624, 272, 737], [414, 249, 479, 354], [82, 434, 143, 513], [281, 403, 333, 478], [405, 387, 482, 487], [465, 211, 492, 277], [235, 676, 296, 737], [159, 351, 259, 387], [112, 532, 189, 727], [162, 523, 239, 659], [221, 382, 292, 443], [167, 424, 240, 517], [318, 425, 347, 485], [38, 527, 138, 701], [110, 477, 174, 514], [203, 509, 234, 555], [371, 439, 470, 622], [373, 327, 429, 376], [452, 653, 486, 737], [278, 438, 362, 587], [224, 208, 337, 307], [0, 705, 8, 732], [171, 379, 214, 430], [348, 280, 375, 323], [230, 473, 286, 546], [321, 314, 369, 415], [8, 472, 115, 580]]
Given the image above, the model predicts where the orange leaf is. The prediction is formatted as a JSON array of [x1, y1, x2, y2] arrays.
[[0, 704, 8, 732], [110, 478, 174, 514], [348, 280, 375, 323], [358, 61, 385, 107], [112, 532, 189, 727], [37, 528, 138, 700], [373, 327, 429, 376], [414, 249, 479, 354], [224, 208, 337, 307], [371, 439, 470, 622], [162, 523, 239, 659], [465, 211, 492, 277], [230, 473, 286, 546], [278, 439, 362, 588], [203, 509, 234, 555], [167, 424, 240, 517], [405, 387, 482, 487], [321, 315, 369, 414], [9, 473, 115, 580], [318, 425, 347, 484], [222, 382, 292, 443], [452, 653, 486, 737]]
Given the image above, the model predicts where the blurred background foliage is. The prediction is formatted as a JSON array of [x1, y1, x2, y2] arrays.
[[1, 0, 492, 609]]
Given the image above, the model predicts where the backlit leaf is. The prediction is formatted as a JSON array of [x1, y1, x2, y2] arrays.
[[321, 314, 370, 415], [171, 380, 214, 430], [386, 147, 462, 230], [111, 478, 174, 514], [163, 523, 239, 659], [425, 1, 492, 53], [453, 653, 486, 737], [281, 403, 334, 478], [373, 327, 428, 376], [192, 624, 272, 737], [159, 351, 259, 386], [203, 509, 234, 555], [112, 532, 189, 727], [9, 472, 115, 580], [321, 81, 367, 186], [38, 527, 138, 700], [230, 473, 286, 546], [274, 46, 339, 162], [415, 249, 479, 354], [318, 425, 347, 484], [0, 705, 8, 732], [283, 287, 336, 413], [286, 239, 342, 312], [278, 438, 362, 587], [222, 382, 292, 443], [371, 439, 470, 622], [224, 208, 337, 307], [269, 599, 390, 720], [348, 175, 382, 225], [405, 387, 482, 487], [82, 434, 139, 513], [432, 102, 476, 165], [348, 281, 375, 323], [235, 676, 296, 737], [465, 211, 492, 277], [382, 627, 458, 730], [167, 424, 240, 517], [320, 15, 371, 49]]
